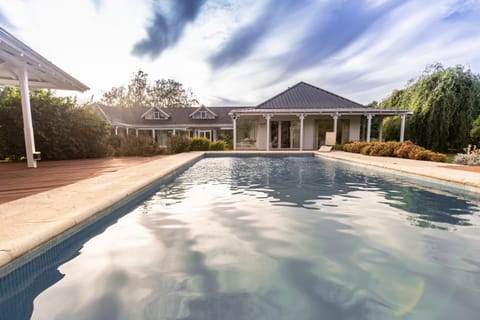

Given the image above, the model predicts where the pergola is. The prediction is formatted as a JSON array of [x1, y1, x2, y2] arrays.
[[0, 27, 89, 168]]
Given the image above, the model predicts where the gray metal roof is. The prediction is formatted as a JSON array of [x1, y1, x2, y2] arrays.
[[94, 104, 249, 127], [256, 81, 366, 110]]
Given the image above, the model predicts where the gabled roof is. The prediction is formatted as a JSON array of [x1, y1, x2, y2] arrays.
[[0, 27, 89, 91], [141, 106, 170, 119], [256, 81, 365, 110], [189, 105, 217, 118], [94, 104, 250, 127]]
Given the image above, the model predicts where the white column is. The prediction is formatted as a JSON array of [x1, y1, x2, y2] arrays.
[[332, 113, 339, 145], [172, 129, 176, 136], [333, 114, 338, 133], [298, 114, 305, 151], [232, 116, 237, 151], [18, 67, 37, 168], [152, 128, 155, 141], [115, 126, 118, 136], [378, 117, 383, 142], [400, 114, 406, 142], [126, 127, 129, 135], [265, 114, 271, 151], [135, 129, 138, 137], [366, 114, 373, 142]]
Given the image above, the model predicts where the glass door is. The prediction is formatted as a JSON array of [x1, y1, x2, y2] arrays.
[[280, 121, 291, 148], [270, 121, 279, 148]]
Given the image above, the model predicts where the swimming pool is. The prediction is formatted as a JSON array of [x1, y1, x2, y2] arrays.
[[1, 156, 479, 319]]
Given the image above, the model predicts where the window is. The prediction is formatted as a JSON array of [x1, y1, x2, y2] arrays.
[[198, 129, 212, 140], [237, 119, 258, 148], [152, 111, 163, 119], [199, 111, 208, 119], [145, 109, 168, 120]]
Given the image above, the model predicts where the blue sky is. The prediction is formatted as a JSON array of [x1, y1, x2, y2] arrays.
[[0, 0, 479, 105]]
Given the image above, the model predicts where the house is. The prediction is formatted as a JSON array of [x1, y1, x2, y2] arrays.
[[94, 104, 248, 147], [230, 82, 411, 150], [96, 81, 411, 150]]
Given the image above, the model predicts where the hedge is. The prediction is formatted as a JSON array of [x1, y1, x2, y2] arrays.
[[342, 141, 447, 162]]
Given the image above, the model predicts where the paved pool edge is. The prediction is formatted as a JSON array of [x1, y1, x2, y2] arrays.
[[0, 152, 204, 275], [315, 151, 480, 197]]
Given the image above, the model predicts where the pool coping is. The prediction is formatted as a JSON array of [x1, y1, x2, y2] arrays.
[[1, 150, 479, 276], [315, 151, 480, 197]]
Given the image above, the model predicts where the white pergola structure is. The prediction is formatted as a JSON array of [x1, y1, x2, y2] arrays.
[[0, 27, 89, 168]]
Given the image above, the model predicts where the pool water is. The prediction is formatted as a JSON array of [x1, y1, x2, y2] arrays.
[[1, 156, 480, 320]]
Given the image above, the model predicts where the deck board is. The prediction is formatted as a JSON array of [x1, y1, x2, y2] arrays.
[[0, 156, 165, 204]]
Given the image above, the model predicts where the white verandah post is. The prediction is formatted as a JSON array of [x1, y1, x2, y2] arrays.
[[17, 67, 37, 168], [366, 114, 373, 142], [378, 117, 383, 142], [265, 114, 271, 151], [232, 115, 237, 151], [332, 113, 339, 144], [298, 114, 305, 151], [135, 129, 138, 137], [400, 114, 406, 142]]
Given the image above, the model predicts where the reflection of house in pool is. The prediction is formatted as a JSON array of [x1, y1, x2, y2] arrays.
[[96, 82, 411, 149], [226, 157, 477, 228]]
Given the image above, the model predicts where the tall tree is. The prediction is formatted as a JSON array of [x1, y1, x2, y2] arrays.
[[380, 64, 480, 152], [101, 70, 198, 108]]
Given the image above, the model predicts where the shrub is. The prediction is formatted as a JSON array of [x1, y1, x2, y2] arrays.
[[167, 135, 190, 154], [342, 140, 447, 162], [209, 140, 226, 150], [453, 145, 480, 165], [115, 135, 162, 156], [343, 141, 369, 153], [0, 88, 112, 160], [189, 137, 210, 151], [218, 134, 233, 150]]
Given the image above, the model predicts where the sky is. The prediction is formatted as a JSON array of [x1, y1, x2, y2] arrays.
[[0, 0, 479, 106]]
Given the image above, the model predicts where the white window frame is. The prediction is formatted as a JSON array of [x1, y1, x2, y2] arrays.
[[198, 129, 212, 140], [152, 111, 163, 119]]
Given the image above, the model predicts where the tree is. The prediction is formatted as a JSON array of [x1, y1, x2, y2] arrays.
[[471, 115, 480, 144], [0, 87, 111, 160], [379, 64, 480, 152], [101, 70, 198, 108]]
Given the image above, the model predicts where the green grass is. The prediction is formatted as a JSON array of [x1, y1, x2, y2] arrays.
[[446, 153, 456, 163]]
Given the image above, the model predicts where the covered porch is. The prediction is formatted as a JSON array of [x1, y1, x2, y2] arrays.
[[230, 109, 413, 151]]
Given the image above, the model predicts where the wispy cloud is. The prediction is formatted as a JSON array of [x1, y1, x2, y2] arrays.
[[0, 10, 15, 30], [132, 0, 207, 59], [209, 0, 310, 68]]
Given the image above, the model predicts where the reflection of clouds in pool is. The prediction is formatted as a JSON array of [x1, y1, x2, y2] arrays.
[[3, 157, 480, 319]]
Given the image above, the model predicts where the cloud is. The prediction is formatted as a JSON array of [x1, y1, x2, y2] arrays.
[[278, 0, 402, 75], [209, 0, 310, 68], [92, 0, 102, 11], [132, 0, 207, 59], [0, 10, 15, 30]]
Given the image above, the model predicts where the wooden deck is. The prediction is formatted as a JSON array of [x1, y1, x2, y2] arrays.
[[0, 156, 166, 204]]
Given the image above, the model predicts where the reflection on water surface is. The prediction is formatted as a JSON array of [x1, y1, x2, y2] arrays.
[[1, 157, 479, 320]]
